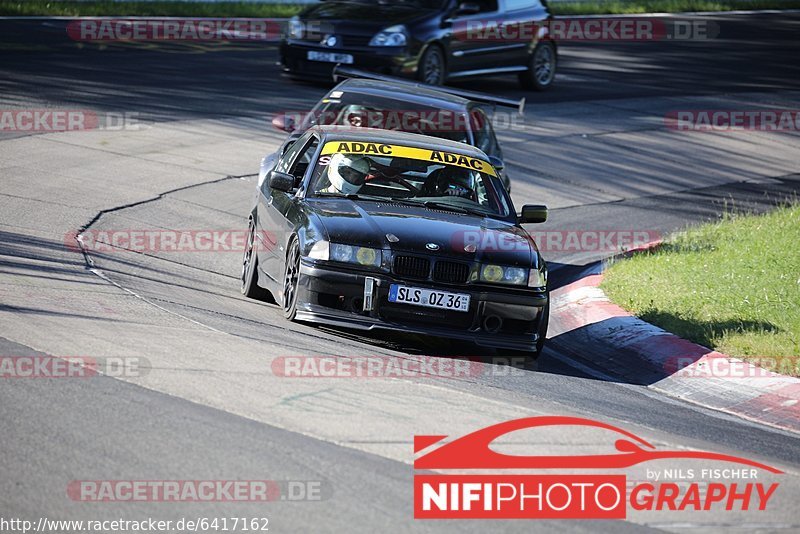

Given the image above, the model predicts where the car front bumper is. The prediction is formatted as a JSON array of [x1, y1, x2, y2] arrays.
[[295, 260, 548, 352], [280, 41, 418, 80]]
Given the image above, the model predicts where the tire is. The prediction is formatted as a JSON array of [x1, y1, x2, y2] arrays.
[[519, 41, 556, 91], [417, 45, 446, 86], [504, 299, 549, 369], [283, 239, 301, 321], [241, 218, 275, 302]]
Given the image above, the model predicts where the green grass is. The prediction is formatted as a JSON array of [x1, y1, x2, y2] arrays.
[[553, 0, 800, 15], [3, 0, 800, 17], [602, 205, 800, 376], [0, 2, 306, 17]]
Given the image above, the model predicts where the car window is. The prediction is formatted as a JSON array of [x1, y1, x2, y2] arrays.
[[309, 140, 510, 218], [276, 133, 310, 174], [504, 0, 536, 11], [473, 0, 499, 13], [470, 108, 499, 155], [289, 137, 320, 182]]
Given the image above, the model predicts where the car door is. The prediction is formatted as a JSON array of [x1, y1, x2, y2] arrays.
[[447, 0, 506, 75], [497, 0, 549, 67], [257, 132, 315, 283]]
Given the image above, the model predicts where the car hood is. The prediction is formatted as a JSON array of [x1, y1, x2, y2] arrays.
[[309, 198, 536, 266], [301, 1, 434, 28]]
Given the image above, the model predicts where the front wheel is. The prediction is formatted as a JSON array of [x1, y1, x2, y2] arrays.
[[519, 41, 556, 91], [283, 239, 301, 320], [241, 218, 275, 302], [417, 45, 446, 86]]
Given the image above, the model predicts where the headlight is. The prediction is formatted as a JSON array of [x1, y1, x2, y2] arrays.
[[307, 240, 329, 261], [369, 25, 407, 46], [528, 267, 547, 289], [330, 243, 381, 268], [288, 18, 304, 39], [480, 264, 528, 286]]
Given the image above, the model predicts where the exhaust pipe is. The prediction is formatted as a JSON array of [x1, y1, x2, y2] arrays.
[[483, 315, 503, 334]]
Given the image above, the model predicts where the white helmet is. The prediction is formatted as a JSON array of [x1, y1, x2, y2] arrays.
[[327, 153, 370, 195]]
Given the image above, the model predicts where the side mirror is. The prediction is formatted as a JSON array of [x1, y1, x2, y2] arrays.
[[518, 204, 548, 224], [456, 2, 481, 16], [488, 156, 505, 173], [268, 170, 295, 192], [271, 114, 296, 133]]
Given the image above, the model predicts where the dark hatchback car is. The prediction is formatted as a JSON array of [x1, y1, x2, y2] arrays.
[[270, 70, 522, 191], [280, 0, 557, 90], [243, 126, 550, 361]]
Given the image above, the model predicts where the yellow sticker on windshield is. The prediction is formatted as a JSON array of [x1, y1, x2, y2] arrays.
[[320, 141, 497, 177]]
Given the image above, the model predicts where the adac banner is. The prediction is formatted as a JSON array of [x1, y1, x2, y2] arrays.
[[320, 141, 498, 177]]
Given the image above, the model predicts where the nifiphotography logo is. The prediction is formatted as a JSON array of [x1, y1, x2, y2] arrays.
[[413, 416, 782, 519]]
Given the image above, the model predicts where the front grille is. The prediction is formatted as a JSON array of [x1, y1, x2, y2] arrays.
[[298, 35, 372, 48], [339, 35, 372, 47], [433, 261, 470, 284], [394, 255, 430, 279]]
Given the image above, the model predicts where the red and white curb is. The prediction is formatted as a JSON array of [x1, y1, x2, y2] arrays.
[[550, 273, 800, 434]]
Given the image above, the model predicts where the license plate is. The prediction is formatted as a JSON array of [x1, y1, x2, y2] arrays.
[[307, 51, 354, 64], [388, 285, 470, 312]]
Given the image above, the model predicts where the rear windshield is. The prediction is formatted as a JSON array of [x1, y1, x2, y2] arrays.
[[302, 93, 470, 144]]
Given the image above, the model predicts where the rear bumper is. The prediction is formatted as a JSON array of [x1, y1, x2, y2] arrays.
[[296, 260, 548, 351], [280, 41, 417, 80]]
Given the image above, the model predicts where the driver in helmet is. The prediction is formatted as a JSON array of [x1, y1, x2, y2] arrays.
[[321, 153, 370, 195], [431, 167, 476, 200]]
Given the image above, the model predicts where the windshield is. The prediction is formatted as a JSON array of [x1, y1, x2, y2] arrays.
[[347, 0, 446, 7], [309, 140, 510, 218], [303, 93, 470, 144]]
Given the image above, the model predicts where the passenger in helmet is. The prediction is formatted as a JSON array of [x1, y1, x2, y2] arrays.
[[424, 167, 477, 200], [322, 153, 370, 195], [341, 105, 369, 128]]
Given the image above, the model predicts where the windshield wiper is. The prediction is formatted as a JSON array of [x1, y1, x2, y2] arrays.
[[422, 201, 489, 218], [315, 194, 490, 217], [316, 192, 401, 203], [315, 192, 362, 200]]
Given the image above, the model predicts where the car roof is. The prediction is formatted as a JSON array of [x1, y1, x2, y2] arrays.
[[310, 125, 491, 161], [336, 78, 471, 112]]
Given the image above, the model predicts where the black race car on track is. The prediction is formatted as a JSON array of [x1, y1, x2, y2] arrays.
[[242, 126, 549, 360], [280, 0, 557, 90], [271, 67, 524, 192]]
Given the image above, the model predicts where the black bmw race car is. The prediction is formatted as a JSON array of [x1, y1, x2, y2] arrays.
[[271, 67, 522, 192], [243, 126, 549, 360]]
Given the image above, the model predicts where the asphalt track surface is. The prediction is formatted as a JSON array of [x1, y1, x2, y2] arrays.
[[1, 13, 799, 532]]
